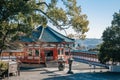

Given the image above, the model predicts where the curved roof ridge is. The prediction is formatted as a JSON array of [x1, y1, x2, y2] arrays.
[[37, 26, 64, 42], [48, 27, 74, 42]]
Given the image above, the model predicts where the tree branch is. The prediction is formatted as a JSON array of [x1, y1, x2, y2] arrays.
[[35, 9, 71, 29]]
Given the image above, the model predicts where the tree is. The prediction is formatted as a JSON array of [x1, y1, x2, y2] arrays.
[[0, 0, 41, 55], [98, 11, 120, 64], [0, 0, 89, 55]]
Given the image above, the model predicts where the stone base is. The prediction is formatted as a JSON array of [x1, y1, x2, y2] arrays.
[[67, 70, 74, 74]]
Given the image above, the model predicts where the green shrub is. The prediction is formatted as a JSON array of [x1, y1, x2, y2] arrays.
[[0, 61, 8, 71]]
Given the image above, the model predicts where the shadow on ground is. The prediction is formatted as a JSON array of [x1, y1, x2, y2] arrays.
[[43, 72, 120, 80]]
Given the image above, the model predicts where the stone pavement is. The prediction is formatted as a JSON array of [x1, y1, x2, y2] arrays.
[[2, 61, 111, 80]]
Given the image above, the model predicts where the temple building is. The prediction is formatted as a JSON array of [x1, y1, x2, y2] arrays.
[[2, 26, 74, 64]]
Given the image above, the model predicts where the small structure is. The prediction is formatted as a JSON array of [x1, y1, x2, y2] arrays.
[[0, 60, 19, 79], [2, 26, 74, 65], [109, 64, 120, 72]]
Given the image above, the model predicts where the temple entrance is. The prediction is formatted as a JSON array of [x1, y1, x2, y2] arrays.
[[44, 50, 53, 61]]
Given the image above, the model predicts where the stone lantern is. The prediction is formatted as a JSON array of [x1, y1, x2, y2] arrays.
[[58, 57, 65, 71]]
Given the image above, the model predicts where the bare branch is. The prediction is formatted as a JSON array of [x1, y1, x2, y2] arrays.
[[36, 2, 49, 7]]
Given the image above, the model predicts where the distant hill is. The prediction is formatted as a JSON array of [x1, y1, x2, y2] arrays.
[[75, 38, 103, 49]]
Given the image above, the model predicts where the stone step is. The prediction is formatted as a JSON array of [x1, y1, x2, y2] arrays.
[[45, 61, 58, 68], [20, 63, 46, 69]]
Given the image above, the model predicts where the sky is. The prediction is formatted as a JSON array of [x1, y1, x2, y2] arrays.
[[76, 0, 120, 39], [49, 0, 120, 39]]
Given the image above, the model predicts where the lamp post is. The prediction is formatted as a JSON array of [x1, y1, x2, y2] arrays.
[[67, 57, 74, 74]]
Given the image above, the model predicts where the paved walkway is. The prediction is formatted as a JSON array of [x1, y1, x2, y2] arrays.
[[3, 61, 111, 80]]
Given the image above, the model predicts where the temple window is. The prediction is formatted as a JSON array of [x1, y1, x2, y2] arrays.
[[28, 49, 32, 56], [58, 48, 64, 55], [35, 49, 39, 56]]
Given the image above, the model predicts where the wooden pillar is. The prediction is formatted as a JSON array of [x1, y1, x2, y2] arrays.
[[53, 48, 58, 60], [41, 49, 45, 62]]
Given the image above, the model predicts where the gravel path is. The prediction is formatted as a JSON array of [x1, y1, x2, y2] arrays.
[[2, 61, 111, 80]]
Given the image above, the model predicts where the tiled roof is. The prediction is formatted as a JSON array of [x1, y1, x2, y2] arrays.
[[20, 26, 74, 43]]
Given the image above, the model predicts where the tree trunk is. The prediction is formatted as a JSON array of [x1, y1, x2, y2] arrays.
[[0, 31, 9, 58]]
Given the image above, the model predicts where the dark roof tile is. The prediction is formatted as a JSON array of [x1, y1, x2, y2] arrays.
[[20, 26, 74, 43]]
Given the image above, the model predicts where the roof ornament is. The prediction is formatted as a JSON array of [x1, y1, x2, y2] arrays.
[[39, 25, 47, 40], [39, 16, 47, 40]]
